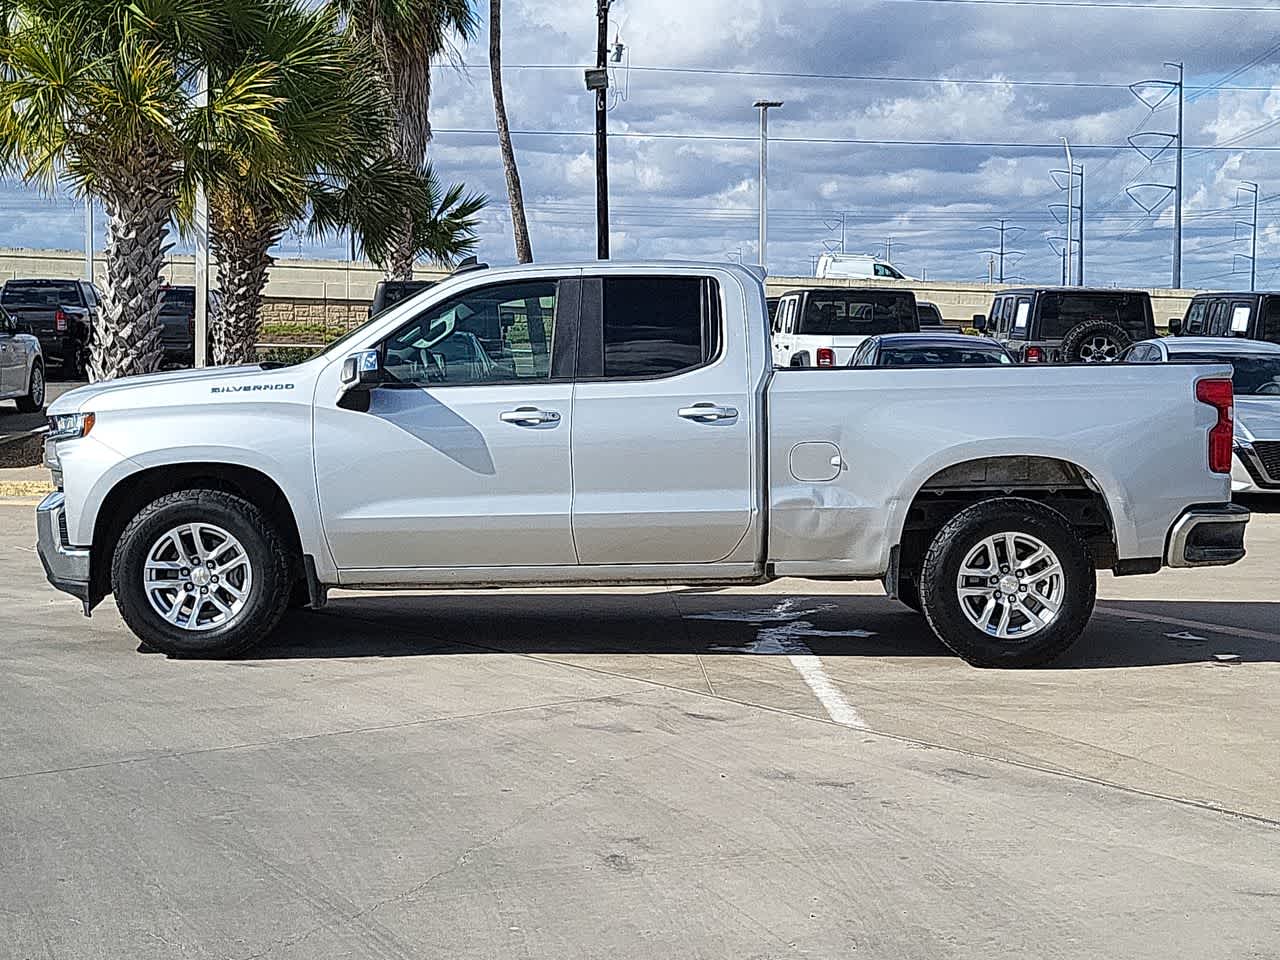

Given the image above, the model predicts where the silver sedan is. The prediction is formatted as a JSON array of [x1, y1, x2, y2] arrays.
[[0, 305, 45, 413]]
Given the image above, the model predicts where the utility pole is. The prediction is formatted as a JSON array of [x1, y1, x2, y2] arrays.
[[840, 212, 846, 254], [1078, 164, 1085, 286], [884, 237, 893, 263], [988, 256, 995, 283], [1240, 180, 1259, 291], [592, 0, 612, 259], [1165, 60, 1184, 288], [194, 66, 209, 367], [980, 219, 1023, 284], [753, 100, 782, 270], [1061, 137, 1074, 287], [83, 199, 93, 281]]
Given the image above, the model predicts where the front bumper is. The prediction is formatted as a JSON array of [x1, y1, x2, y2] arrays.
[[35, 492, 92, 612], [1165, 503, 1250, 568]]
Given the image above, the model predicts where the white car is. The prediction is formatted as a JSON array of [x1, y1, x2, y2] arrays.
[[1122, 336, 1280, 494], [0, 305, 46, 413], [772, 287, 920, 367]]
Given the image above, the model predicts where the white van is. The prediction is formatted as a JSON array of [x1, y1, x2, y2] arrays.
[[815, 254, 914, 281]]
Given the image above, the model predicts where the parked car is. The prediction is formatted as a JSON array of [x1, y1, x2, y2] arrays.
[[977, 288, 1156, 363], [916, 300, 945, 327], [772, 287, 920, 367], [38, 261, 1248, 668], [0, 305, 45, 412], [368, 279, 437, 317], [1123, 336, 1280, 494], [156, 285, 196, 367], [1171, 291, 1280, 345], [815, 253, 915, 280], [849, 333, 1013, 367], [0, 278, 98, 377]]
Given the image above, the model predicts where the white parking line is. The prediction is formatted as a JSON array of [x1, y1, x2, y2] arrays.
[[684, 599, 870, 728]]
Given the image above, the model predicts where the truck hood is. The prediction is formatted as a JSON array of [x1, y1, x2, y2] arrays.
[[1236, 397, 1280, 442], [49, 364, 279, 415]]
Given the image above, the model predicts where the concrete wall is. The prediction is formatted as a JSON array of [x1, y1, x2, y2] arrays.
[[1, 246, 1197, 331]]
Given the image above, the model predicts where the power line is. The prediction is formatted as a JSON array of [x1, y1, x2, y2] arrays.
[[436, 127, 1280, 151], [475, 62, 1280, 93], [849, 0, 1280, 9]]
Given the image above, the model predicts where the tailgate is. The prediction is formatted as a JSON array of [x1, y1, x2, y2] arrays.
[[764, 362, 1232, 571]]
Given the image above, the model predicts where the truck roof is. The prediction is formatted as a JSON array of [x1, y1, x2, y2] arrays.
[[995, 287, 1150, 297], [1188, 290, 1280, 298]]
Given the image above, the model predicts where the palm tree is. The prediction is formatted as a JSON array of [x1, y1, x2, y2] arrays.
[[0, 0, 278, 381], [330, 0, 477, 279], [489, 0, 532, 263], [199, 3, 388, 365]]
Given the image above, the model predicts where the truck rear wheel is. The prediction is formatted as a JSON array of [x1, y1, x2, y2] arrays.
[[918, 497, 1095, 668], [111, 489, 293, 658]]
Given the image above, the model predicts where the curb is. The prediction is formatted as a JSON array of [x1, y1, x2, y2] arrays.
[[0, 480, 52, 498]]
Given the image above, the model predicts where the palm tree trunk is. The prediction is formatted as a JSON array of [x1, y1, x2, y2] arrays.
[[209, 199, 281, 366], [384, 45, 434, 280], [90, 158, 175, 382], [489, 0, 532, 263]]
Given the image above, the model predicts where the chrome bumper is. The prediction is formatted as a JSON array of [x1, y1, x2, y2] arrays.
[[1165, 504, 1250, 568], [35, 492, 92, 613]]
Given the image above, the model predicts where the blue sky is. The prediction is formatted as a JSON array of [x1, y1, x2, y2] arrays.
[[4, 0, 1280, 286]]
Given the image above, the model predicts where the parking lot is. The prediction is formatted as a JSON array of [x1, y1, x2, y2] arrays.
[[1, 490, 1278, 959]]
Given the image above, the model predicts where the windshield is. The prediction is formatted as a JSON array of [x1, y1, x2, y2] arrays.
[[1039, 293, 1152, 340], [1, 280, 82, 307], [798, 292, 917, 336], [879, 343, 1012, 366], [1178, 352, 1280, 396]]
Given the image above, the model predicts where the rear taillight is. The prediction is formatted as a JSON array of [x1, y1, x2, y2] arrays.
[[816, 347, 835, 367], [1024, 345, 1044, 363], [1196, 377, 1234, 474], [54, 308, 67, 333]]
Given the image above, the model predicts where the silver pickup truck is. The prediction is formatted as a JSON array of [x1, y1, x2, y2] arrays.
[[36, 261, 1249, 667]]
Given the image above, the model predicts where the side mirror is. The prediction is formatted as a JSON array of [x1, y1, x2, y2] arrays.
[[972, 314, 988, 332], [1168, 318, 1182, 336], [341, 349, 382, 389]]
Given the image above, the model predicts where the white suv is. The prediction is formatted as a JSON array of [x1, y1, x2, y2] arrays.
[[772, 288, 920, 367]]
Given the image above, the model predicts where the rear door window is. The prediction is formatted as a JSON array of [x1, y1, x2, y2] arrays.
[[598, 276, 720, 379], [1206, 300, 1229, 337], [1229, 301, 1254, 335], [797, 292, 917, 336], [1261, 297, 1280, 344], [1013, 298, 1031, 337], [1038, 293, 1152, 340]]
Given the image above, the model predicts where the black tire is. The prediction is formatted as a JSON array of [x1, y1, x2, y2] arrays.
[[1059, 319, 1131, 363], [918, 497, 1096, 668], [111, 489, 294, 658], [15, 362, 45, 413], [896, 571, 923, 613], [60, 341, 86, 379]]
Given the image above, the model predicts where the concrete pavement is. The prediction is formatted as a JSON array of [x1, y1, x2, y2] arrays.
[[2, 502, 1278, 959]]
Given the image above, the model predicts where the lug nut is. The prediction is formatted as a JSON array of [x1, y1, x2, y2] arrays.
[[1016, 569, 1025, 578], [180, 568, 189, 576], [211, 576, 218, 584], [1019, 585, 1028, 593], [1000, 565, 1010, 574], [184, 582, 193, 591], [988, 576, 998, 585], [200, 587, 208, 595]]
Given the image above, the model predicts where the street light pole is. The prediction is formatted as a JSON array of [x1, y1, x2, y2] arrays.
[[1061, 137, 1073, 287], [754, 100, 782, 270], [83, 199, 94, 282]]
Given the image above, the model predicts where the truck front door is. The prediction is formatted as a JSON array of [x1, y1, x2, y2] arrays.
[[570, 272, 758, 565], [313, 276, 580, 572]]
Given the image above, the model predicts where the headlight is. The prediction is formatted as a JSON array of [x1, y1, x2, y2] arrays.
[[48, 412, 95, 442]]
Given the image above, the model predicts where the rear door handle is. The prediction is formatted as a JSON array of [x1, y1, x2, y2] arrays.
[[500, 406, 561, 425], [678, 403, 738, 422]]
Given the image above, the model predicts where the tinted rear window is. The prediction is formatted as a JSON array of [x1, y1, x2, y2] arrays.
[[917, 304, 943, 326], [380, 282, 433, 309], [878, 343, 1012, 366], [798, 293, 918, 336], [2, 280, 82, 307], [159, 288, 195, 311], [1038, 293, 1152, 340]]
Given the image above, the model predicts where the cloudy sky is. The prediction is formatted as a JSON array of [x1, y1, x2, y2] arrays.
[[4, 0, 1280, 286]]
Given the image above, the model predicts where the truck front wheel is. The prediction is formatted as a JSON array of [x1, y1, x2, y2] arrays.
[[918, 498, 1095, 668], [111, 490, 294, 658]]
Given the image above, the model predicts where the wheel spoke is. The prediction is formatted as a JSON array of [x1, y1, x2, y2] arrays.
[[1017, 546, 1049, 572], [957, 529, 1064, 641], [142, 522, 253, 633]]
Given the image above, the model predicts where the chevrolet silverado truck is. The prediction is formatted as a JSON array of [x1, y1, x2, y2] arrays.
[[36, 261, 1249, 667]]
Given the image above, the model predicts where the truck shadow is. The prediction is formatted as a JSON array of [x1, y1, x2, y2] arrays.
[[247, 592, 1280, 669]]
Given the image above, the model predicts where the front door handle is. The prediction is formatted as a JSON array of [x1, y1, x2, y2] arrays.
[[500, 406, 561, 425], [678, 403, 738, 422]]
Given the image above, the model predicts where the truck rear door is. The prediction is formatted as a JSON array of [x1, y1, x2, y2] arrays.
[[570, 271, 759, 566]]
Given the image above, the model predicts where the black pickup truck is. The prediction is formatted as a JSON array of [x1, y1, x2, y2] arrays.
[[0, 278, 99, 377]]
